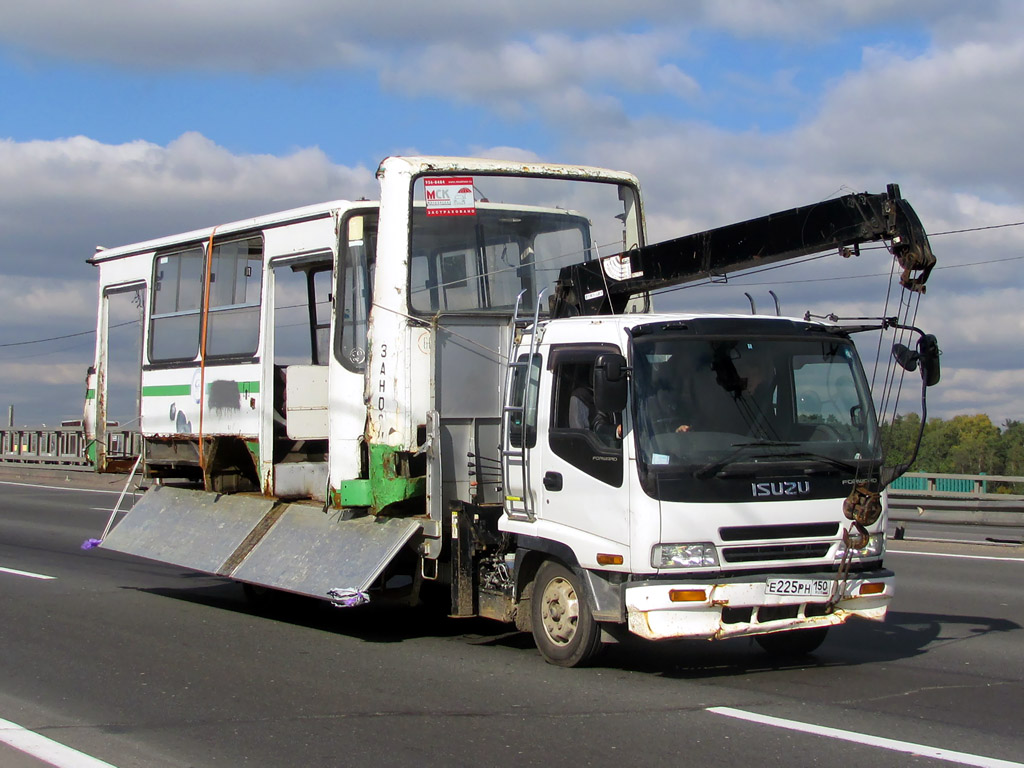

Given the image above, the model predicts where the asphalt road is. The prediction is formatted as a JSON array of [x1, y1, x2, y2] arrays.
[[1, 469, 1022, 768]]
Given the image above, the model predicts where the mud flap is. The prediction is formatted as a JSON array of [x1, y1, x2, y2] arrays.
[[100, 486, 421, 598]]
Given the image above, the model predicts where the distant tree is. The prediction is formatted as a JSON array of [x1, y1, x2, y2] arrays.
[[914, 416, 957, 472], [945, 414, 1001, 474], [881, 413, 1023, 481], [998, 420, 1024, 484], [880, 412, 921, 469]]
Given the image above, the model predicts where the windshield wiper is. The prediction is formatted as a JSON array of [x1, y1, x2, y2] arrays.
[[773, 451, 873, 475], [693, 441, 799, 479]]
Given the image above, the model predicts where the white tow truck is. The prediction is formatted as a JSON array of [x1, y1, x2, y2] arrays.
[[85, 156, 938, 666]]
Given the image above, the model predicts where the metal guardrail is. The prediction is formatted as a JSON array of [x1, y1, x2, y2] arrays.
[[2, 435, 1022, 529], [888, 500, 1024, 528], [888, 472, 1024, 528], [889, 471, 1024, 496], [0, 426, 142, 469]]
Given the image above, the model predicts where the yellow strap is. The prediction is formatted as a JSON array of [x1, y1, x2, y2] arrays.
[[197, 226, 217, 485]]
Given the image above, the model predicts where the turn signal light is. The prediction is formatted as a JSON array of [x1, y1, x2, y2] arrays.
[[597, 553, 624, 566], [669, 589, 707, 603], [859, 582, 886, 595]]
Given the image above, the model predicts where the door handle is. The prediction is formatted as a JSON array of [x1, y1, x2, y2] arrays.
[[543, 471, 563, 491]]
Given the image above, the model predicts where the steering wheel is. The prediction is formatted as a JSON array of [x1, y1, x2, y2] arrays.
[[651, 416, 688, 434]]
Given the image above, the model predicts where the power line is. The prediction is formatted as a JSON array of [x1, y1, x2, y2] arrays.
[[0, 319, 137, 349], [2, 220, 1023, 349], [932, 220, 1024, 236], [707, 253, 1024, 287]]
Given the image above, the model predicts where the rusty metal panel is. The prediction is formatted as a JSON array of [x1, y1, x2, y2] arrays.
[[230, 505, 420, 595], [102, 485, 422, 600], [273, 461, 329, 501], [100, 486, 276, 574]]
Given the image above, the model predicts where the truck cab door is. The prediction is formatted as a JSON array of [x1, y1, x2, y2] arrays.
[[536, 344, 629, 547]]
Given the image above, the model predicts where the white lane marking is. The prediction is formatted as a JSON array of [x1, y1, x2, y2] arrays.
[[0, 566, 55, 580], [887, 549, 1024, 563], [0, 480, 129, 496], [708, 707, 1023, 768], [0, 716, 118, 767]]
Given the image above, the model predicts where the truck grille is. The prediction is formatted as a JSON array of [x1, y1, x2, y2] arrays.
[[721, 543, 832, 563], [719, 522, 839, 541]]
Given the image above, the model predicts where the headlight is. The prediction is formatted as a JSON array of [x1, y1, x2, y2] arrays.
[[835, 532, 885, 559], [652, 542, 719, 569]]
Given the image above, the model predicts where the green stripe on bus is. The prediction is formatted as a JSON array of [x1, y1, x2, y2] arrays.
[[142, 381, 260, 397], [142, 385, 192, 396]]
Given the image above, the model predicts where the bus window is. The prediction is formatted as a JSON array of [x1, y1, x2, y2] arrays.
[[150, 246, 204, 362], [205, 236, 263, 359], [336, 212, 377, 372]]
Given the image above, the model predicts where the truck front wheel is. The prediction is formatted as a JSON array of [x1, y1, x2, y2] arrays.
[[531, 561, 602, 667], [755, 627, 829, 656]]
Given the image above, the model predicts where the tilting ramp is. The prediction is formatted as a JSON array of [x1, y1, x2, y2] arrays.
[[230, 503, 420, 595], [101, 486, 421, 598]]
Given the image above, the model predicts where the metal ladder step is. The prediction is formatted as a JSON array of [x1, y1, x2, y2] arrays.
[[500, 289, 546, 523]]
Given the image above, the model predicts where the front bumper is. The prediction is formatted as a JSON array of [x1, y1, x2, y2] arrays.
[[623, 570, 893, 641]]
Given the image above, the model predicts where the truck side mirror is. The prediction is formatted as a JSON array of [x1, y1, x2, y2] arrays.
[[891, 343, 919, 373], [892, 334, 940, 387], [919, 334, 940, 387], [594, 353, 628, 413]]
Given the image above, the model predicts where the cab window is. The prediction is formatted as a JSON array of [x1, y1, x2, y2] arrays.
[[548, 344, 622, 486]]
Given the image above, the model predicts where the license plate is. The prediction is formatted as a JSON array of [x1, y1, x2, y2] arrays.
[[765, 578, 830, 597]]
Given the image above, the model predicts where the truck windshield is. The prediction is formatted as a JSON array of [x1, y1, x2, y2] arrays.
[[409, 174, 640, 315], [632, 334, 881, 473]]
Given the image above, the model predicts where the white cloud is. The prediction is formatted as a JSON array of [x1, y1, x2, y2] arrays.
[[933, 368, 1024, 425], [0, 133, 379, 423], [2, 2, 1024, 427], [696, 0, 964, 39], [565, 6, 1024, 434], [0, 1, 372, 71], [0, 278, 96, 326], [380, 32, 700, 128], [0, 134, 375, 278], [916, 288, 1024, 355], [2, 0, 981, 72], [1, 360, 89, 388], [792, 38, 1024, 195]]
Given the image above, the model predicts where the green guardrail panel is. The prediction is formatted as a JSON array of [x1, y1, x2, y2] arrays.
[[889, 476, 927, 491], [936, 477, 973, 493]]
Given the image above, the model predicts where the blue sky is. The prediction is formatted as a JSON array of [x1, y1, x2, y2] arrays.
[[0, 1, 1022, 426], [0, 10, 932, 159]]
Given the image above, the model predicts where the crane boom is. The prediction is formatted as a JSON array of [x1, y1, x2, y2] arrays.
[[552, 183, 935, 317]]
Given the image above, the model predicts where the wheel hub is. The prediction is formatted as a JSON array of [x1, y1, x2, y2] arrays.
[[541, 576, 580, 646]]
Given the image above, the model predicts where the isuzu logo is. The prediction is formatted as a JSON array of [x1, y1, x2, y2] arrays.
[[751, 481, 811, 498]]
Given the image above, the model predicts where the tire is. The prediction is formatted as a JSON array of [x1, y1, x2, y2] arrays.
[[755, 627, 829, 656], [530, 561, 603, 667]]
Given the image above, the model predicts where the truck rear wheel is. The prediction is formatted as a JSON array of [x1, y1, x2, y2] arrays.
[[531, 561, 602, 667], [755, 627, 829, 656]]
